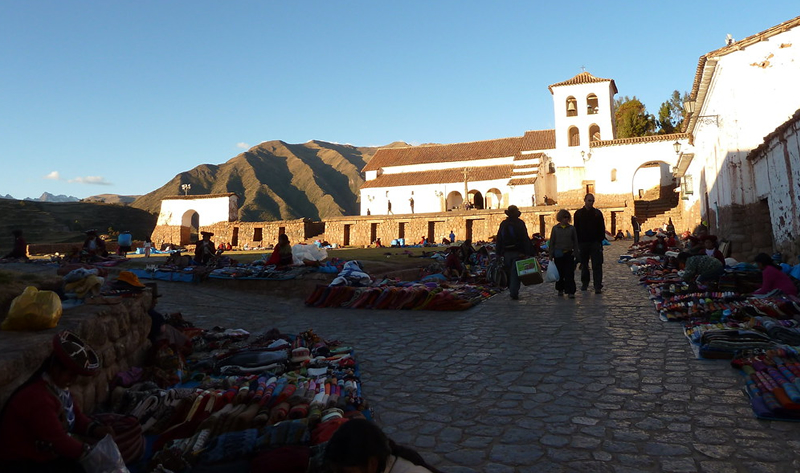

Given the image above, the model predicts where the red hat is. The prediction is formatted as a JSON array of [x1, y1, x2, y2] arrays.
[[52, 331, 101, 376]]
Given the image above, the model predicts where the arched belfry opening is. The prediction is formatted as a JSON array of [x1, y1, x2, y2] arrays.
[[568, 126, 580, 147], [589, 124, 601, 142], [587, 94, 599, 115], [566, 96, 578, 117]]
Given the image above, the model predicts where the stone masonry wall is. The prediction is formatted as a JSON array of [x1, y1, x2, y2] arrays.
[[718, 202, 774, 262], [0, 292, 152, 414]]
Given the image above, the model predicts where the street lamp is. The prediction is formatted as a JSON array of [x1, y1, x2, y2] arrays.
[[181, 184, 191, 196], [673, 141, 682, 155], [581, 150, 592, 162]]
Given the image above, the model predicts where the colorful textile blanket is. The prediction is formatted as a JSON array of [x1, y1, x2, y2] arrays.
[[305, 282, 498, 310]]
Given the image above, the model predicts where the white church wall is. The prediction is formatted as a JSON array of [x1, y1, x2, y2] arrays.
[[360, 178, 515, 216], [691, 27, 800, 210], [156, 196, 238, 227]]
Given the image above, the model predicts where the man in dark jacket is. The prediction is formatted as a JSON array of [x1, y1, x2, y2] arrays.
[[574, 193, 606, 294], [496, 205, 534, 300]]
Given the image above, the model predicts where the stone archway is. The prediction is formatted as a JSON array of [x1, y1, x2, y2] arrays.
[[181, 210, 200, 246], [485, 188, 502, 209], [446, 191, 463, 211], [631, 161, 679, 230], [469, 190, 484, 209]]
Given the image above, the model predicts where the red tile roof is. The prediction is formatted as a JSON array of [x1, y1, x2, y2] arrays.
[[363, 131, 555, 172], [548, 72, 618, 94], [360, 165, 515, 189], [591, 133, 689, 148], [508, 177, 537, 185]]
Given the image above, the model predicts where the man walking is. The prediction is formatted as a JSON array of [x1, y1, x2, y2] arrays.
[[409, 197, 415, 214], [574, 193, 606, 294], [496, 205, 533, 300]]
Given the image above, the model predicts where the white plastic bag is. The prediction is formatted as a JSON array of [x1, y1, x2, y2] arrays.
[[544, 261, 560, 283], [80, 435, 130, 473]]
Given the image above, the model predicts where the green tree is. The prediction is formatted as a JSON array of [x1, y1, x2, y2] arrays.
[[614, 96, 655, 138], [656, 90, 689, 134]]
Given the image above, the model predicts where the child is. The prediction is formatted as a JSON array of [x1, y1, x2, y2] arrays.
[[549, 209, 580, 298]]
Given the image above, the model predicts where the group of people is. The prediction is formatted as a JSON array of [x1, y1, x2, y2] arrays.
[[496, 193, 606, 300]]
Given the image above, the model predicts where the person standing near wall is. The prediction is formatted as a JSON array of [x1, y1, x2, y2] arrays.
[[496, 205, 534, 300], [574, 193, 606, 294], [387, 200, 393, 215], [631, 216, 641, 244], [409, 197, 414, 214]]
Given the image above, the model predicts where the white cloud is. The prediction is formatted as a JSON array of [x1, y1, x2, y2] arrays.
[[44, 171, 62, 180], [68, 176, 112, 185], [236, 142, 250, 149]]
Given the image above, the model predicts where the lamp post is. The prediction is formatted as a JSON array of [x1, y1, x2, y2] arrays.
[[581, 150, 592, 162], [673, 141, 682, 155], [181, 184, 191, 196]]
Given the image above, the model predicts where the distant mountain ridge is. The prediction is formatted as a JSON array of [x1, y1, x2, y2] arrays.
[[131, 140, 409, 221]]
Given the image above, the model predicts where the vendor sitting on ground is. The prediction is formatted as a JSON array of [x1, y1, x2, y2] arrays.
[[444, 246, 465, 280], [81, 229, 108, 261], [650, 233, 669, 255], [677, 251, 724, 287], [753, 252, 798, 296], [0, 331, 114, 471], [194, 231, 216, 265], [614, 230, 625, 241], [703, 235, 725, 265], [3, 229, 28, 260], [267, 233, 293, 267]]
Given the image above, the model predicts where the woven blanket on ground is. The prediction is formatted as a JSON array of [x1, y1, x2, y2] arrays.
[[130, 268, 197, 283], [305, 282, 499, 310], [209, 265, 311, 281], [111, 326, 369, 470], [732, 348, 800, 421]]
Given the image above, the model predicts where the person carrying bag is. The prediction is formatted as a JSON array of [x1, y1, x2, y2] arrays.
[[496, 205, 534, 300]]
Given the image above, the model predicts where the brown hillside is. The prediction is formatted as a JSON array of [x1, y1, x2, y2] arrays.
[[131, 140, 402, 221], [0, 200, 157, 246]]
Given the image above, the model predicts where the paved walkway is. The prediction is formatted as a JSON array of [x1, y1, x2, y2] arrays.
[[155, 242, 800, 473]]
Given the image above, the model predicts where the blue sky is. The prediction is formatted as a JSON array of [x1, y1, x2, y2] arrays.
[[1, 1, 797, 200]]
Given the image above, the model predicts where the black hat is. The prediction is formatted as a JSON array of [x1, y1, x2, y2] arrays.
[[505, 205, 521, 218], [52, 331, 101, 376], [200, 231, 214, 237]]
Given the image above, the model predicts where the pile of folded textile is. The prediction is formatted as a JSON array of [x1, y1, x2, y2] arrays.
[[304, 282, 499, 310], [732, 348, 800, 421], [107, 326, 369, 471]]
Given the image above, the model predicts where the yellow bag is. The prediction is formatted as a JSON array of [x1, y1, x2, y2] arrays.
[[2, 286, 63, 331]]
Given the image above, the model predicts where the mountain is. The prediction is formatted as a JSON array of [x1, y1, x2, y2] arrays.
[[1, 194, 14, 200], [131, 140, 409, 221], [24, 192, 80, 203], [82, 194, 140, 205]]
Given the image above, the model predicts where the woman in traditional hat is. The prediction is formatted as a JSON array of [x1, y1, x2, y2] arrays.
[[194, 231, 216, 265], [0, 331, 113, 472]]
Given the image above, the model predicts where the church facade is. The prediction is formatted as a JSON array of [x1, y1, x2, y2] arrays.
[[359, 72, 687, 229]]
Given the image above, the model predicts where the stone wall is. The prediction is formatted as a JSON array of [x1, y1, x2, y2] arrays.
[[718, 202, 774, 262], [151, 220, 310, 250], [0, 292, 152, 414]]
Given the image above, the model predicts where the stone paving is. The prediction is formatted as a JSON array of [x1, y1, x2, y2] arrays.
[[154, 242, 800, 473]]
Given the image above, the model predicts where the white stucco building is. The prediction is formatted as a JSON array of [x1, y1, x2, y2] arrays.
[[359, 72, 686, 228], [677, 15, 800, 258]]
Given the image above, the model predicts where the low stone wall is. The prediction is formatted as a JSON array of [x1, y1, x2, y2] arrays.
[[0, 292, 152, 414]]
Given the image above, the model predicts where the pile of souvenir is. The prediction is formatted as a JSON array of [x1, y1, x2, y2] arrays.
[[732, 348, 800, 421], [305, 281, 499, 310], [107, 323, 368, 472], [623, 245, 800, 420]]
